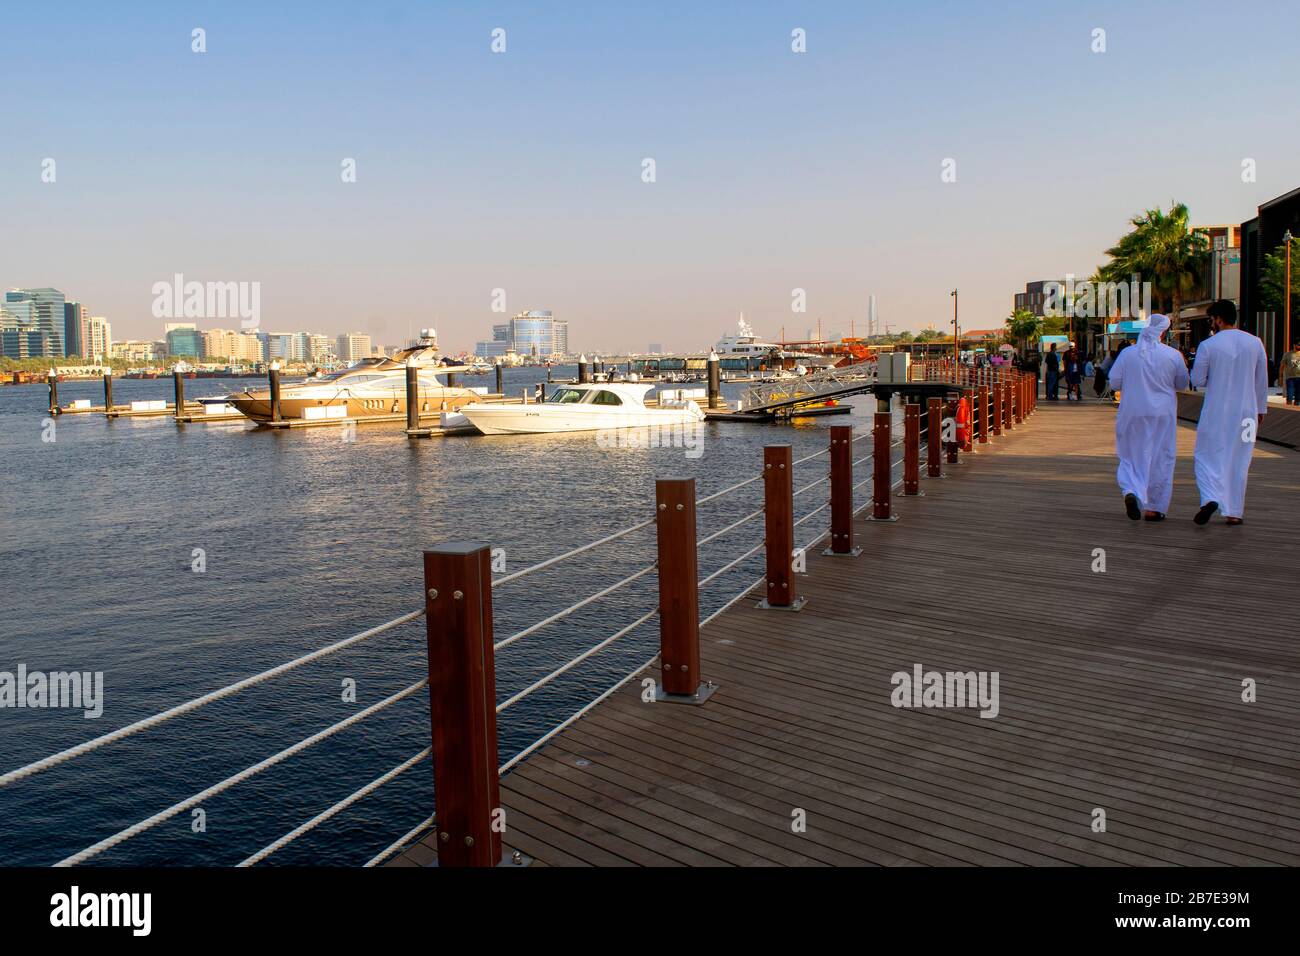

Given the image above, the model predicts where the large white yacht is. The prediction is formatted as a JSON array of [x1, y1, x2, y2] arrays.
[[715, 315, 781, 357], [227, 329, 482, 423], [459, 382, 704, 435]]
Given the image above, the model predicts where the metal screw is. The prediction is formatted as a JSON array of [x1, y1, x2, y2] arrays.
[[676, 503, 684, 511], [427, 588, 438, 600], [465, 836, 474, 847], [439, 831, 449, 842], [680, 664, 687, 671], [659, 503, 666, 510], [512, 851, 523, 865], [454, 590, 463, 600]]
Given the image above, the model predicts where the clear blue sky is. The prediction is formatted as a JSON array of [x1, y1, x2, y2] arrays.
[[2, 0, 1297, 351]]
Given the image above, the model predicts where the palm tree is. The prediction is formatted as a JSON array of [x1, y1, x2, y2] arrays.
[[1102, 202, 1209, 324], [1005, 308, 1042, 351]]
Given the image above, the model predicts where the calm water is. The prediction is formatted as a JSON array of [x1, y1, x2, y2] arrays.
[[0, 367, 885, 866]]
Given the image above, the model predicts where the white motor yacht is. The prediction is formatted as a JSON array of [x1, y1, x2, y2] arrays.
[[459, 382, 704, 435]]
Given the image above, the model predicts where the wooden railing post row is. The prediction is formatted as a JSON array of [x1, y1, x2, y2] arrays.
[[945, 398, 959, 465], [992, 379, 1003, 437], [903, 403, 922, 496], [926, 397, 942, 478], [826, 425, 858, 555], [760, 445, 804, 610], [422, 542, 503, 867], [1014, 373, 1024, 424], [1002, 379, 1013, 431], [654, 478, 710, 698]]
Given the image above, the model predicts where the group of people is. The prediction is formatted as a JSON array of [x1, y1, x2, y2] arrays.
[[1042, 344, 1088, 401], [1110, 300, 1269, 525]]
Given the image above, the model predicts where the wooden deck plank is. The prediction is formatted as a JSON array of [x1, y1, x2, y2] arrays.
[[392, 394, 1300, 867]]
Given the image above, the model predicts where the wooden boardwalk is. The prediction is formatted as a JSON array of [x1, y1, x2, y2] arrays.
[[393, 397, 1300, 867]]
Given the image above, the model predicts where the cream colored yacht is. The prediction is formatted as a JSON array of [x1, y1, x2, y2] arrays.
[[227, 330, 483, 424]]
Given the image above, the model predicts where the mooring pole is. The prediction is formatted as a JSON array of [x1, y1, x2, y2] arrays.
[[494, 363, 503, 396], [421, 543, 503, 867], [707, 351, 721, 410], [173, 369, 186, 420], [406, 364, 421, 435], [268, 364, 282, 423], [103, 367, 113, 414]]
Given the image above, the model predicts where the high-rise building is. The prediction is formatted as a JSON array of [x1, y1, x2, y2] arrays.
[[305, 333, 332, 363], [4, 288, 66, 356], [64, 302, 88, 358], [203, 329, 263, 363], [474, 311, 568, 358], [265, 332, 300, 362], [165, 325, 205, 357], [85, 316, 112, 360], [335, 332, 372, 362]]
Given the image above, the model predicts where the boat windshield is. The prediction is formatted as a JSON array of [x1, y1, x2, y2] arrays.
[[547, 388, 585, 403]]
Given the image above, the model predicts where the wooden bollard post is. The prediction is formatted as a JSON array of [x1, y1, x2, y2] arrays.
[[405, 364, 427, 437], [1002, 381, 1013, 431], [655, 478, 716, 702], [759, 445, 804, 610], [173, 369, 186, 420], [826, 425, 859, 555], [47, 370, 59, 415], [926, 397, 942, 478], [945, 400, 959, 465], [992, 381, 1003, 437], [978, 385, 990, 444], [577, 355, 589, 384], [103, 368, 113, 414], [1013, 375, 1024, 424], [707, 351, 721, 410], [903, 403, 922, 496], [421, 543, 503, 867], [268, 365, 282, 423], [871, 412, 896, 520], [494, 363, 503, 396]]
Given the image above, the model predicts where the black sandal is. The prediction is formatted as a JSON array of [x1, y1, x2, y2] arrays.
[[1194, 501, 1218, 526], [1124, 494, 1141, 521]]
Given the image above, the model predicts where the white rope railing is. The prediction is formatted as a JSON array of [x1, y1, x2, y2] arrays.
[[364, 812, 437, 868], [496, 607, 659, 715], [0, 608, 425, 790], [699, 539, 766, 589], [491, 516, 655, 589], [55, 678, 428, 867], [793, 473, 830, 497], [697, 507, 764, 547], [494, 562, 656, 652], [240, 747, 431, 867], [696, 472, 763, 506]]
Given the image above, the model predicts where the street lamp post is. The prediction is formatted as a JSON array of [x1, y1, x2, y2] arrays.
[[1285, 229, 1293, 360], [950, 289, 959, 382]]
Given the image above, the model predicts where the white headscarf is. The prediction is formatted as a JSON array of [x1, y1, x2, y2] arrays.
[[1137, 314, 1170, 368]]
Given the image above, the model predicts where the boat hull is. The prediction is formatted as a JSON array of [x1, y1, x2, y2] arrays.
[[227, 389, 482, 424], [459, 403, 704, 435]]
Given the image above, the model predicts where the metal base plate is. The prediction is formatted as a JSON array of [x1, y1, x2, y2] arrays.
[[756, 595, 808, 612], [654, 681, 720, 705], [430, 848, 534, 867], [902, 490, 926, 497], [868, 514, 900, 522], [822, 546, 863, 557]]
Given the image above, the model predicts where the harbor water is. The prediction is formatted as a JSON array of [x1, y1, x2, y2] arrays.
[[0, 367, 886, 865]]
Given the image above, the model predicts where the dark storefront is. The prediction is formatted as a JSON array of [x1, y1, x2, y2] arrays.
[[1240, 186, 1300, 362]]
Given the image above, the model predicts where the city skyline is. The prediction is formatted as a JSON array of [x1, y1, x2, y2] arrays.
[[3, 2, 1298, 352]]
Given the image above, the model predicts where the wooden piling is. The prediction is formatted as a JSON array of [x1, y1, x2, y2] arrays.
[[268, 366, 282, 424], [872, 412, 894, 520]]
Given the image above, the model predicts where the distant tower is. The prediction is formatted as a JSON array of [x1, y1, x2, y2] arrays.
[[868, 295, 878, 337]]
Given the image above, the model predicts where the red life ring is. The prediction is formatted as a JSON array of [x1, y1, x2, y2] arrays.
[[957, 397, 972, 443]]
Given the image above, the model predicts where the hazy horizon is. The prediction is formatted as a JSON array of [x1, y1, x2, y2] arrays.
[[4, 1, 1297, 353]]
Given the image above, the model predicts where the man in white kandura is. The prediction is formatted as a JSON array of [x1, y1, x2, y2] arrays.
[[1107, 314, 1188, 522], [1189, 299, 1269, 526]]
